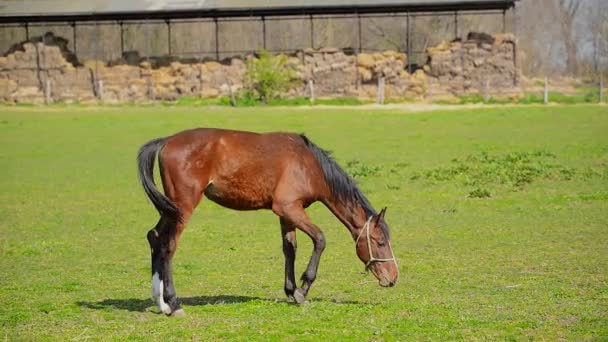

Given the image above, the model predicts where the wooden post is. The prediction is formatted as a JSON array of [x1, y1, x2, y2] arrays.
[[148, 77, 154, 101], [308, 79, 315, 104], [483, 78, 490, 103], [601, 74, 604, 103], [199, 63, 204, 98], [98, 80, 104, 101], [544, 76, 549, 104], [45, 79, 51, 104], [377, 76, 385, 104], [228, 82, 236, 106]]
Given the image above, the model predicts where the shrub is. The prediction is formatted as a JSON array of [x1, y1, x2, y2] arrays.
[[245, 50, 295, 103]]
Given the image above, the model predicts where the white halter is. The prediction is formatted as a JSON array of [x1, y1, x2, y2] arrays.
[[355, 216, 397, 269]]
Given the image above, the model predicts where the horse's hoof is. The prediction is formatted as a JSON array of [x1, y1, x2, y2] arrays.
[[293, 289, 308, 305], [171, 309, 186, 317]]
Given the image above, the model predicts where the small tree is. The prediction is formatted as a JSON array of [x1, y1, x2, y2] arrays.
[[245, 50, 294, 103]]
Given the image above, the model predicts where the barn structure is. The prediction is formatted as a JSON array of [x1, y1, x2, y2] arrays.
[[0, 0, 520, 103]]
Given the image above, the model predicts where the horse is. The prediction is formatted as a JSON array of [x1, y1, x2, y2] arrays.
[[137, 128, 398, 316]]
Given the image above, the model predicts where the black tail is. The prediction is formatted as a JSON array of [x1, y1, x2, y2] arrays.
[[137, 137, 181, 222]]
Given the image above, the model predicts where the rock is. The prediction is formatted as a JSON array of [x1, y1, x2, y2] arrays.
[[358, 67, 372, 82], [11, 86, 43, 102], [493, 33, 515, 46], [425, 32, 518, 97], [205, 61, 222, 72], [427, 40, 451, 55], [319, 47, 340, 53], [331, 62, 348, 70], [467, 32, 495, 45], [0, 78, 18, 99], [412, 69, 427, 83]]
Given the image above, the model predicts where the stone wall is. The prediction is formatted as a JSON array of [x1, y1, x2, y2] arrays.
[[425, 32, 518, 96], [0, 32, 519, 103]]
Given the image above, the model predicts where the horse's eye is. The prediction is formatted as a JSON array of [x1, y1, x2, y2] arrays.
[[378, 240, 386, 247]]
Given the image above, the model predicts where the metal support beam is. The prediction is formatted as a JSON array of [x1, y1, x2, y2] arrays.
[[214, 17, 219, 60], [454, 10, 459, 39], [71, 21, 77, 56], [309, 14, 314, 49], [119, 21, 124, 56], [25, 22, 29, 40], [166, 19, 172, 55], [357, 11, 362, 53], [262, 16, 266, 50], [406, 11, 411, 73], [0, 2, 519, 23]]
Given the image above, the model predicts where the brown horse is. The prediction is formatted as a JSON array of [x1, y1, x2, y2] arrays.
[[137, 128, 398, 316]]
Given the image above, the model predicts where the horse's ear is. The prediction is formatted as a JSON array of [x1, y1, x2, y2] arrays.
[[377, 207, 387, 221]]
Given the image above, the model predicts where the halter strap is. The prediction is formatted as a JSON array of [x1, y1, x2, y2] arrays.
[[355, 216, 397, 269]]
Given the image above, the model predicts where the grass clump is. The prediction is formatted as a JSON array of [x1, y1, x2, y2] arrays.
[[345, 160, 383, 178], [414, 151, 577, 191], [468, 188, 492, 198]]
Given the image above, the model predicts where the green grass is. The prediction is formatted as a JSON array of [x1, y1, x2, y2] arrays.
[[160, 95, 370, 107], [455, 89, 602, 105], [0, 104, 607, 340]]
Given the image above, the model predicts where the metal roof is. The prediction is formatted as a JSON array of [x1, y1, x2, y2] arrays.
[[0, 0, 518, 22]]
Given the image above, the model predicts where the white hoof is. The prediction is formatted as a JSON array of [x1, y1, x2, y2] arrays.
[[152, 272, 172, 315], [159, 301, 172, 315], [293, 288, 308, 305]]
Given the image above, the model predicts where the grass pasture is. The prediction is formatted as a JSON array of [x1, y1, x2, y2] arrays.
[[0, 104, 607, 340]]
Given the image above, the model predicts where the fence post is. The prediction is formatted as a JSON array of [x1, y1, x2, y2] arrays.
[[483, 78, 490, 103], [543, 76, 549, 104], [98, 80, 104, 101], [377, 76, 385, 104], [308, 79, 315, 104], [45, 79, 51, 104], [228, 82, 236, 106], [600, 74, 604, 104]]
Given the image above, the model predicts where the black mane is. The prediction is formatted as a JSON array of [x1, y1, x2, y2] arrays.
[[300, 134, 377, 218]]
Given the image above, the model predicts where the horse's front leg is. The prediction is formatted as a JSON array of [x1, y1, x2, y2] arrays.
[[280, 218, 297, 301], [278, 204, 326, 304]]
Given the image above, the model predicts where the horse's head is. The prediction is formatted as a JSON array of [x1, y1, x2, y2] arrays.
[[355, 207, 398, 287]]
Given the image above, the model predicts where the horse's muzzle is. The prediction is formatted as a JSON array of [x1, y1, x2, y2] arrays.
[[379, 278, 396, 287]]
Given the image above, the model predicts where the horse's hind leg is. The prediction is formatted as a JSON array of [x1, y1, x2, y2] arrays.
[[147, 216, 174, 315], [148, 201, 197, 316], [280, 218, 297, 301], [148, 172, 205, 316]]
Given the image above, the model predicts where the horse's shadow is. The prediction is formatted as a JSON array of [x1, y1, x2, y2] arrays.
[[77, 295, 364, 312], [77, 295, 267, 312]]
